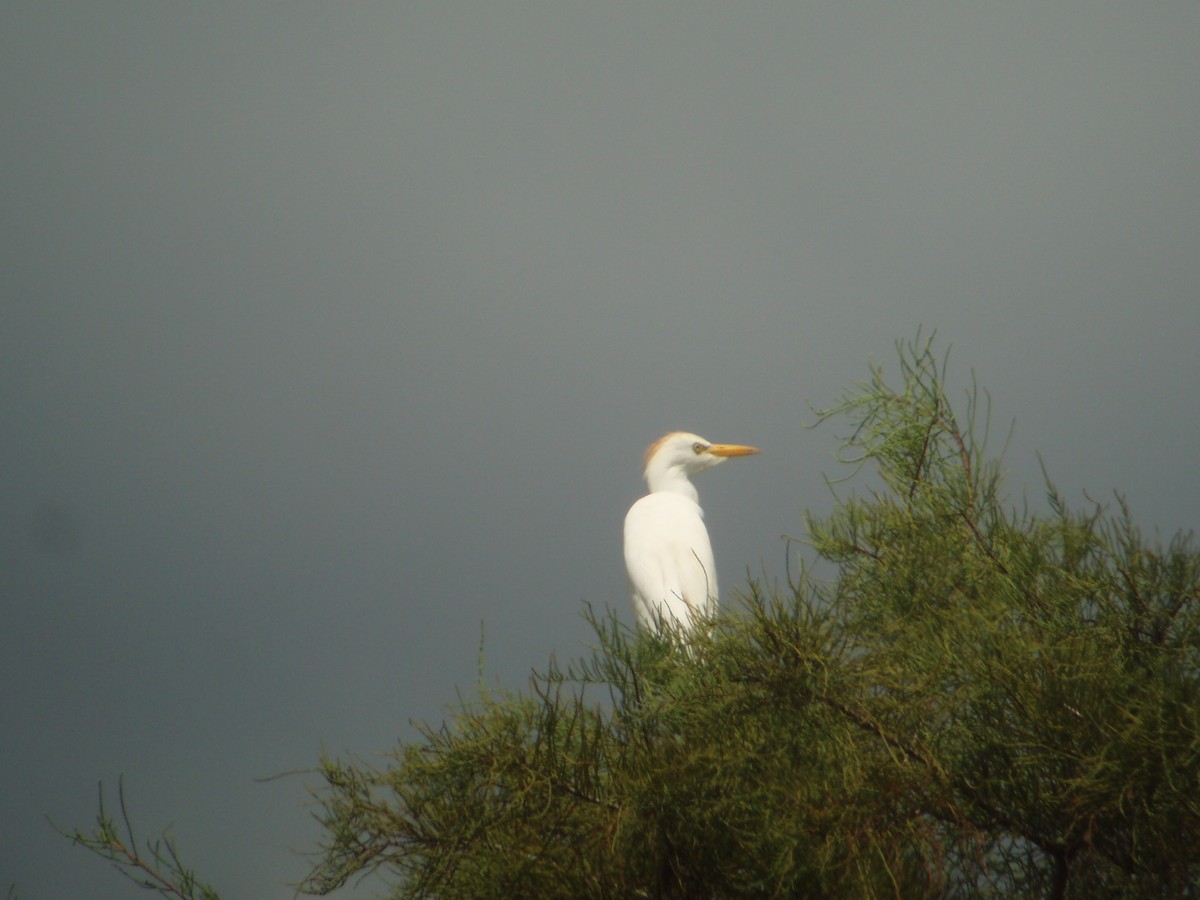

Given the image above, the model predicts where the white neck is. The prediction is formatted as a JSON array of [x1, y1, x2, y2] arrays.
[[644, 463, 700, 503]]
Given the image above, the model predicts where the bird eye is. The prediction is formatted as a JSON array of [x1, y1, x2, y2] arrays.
[[692, 442, 707, 455]]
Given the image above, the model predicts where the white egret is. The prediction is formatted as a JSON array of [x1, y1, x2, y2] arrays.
[[623, 432, 761, 634]]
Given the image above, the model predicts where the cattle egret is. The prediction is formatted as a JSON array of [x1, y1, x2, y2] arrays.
[[623, 432, 761, 634]]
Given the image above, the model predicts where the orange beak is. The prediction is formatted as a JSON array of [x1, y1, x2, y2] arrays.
[[707, 443, 762, 458]]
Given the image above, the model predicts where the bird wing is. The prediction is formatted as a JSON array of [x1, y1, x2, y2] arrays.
[[623, 492, 718, 632]]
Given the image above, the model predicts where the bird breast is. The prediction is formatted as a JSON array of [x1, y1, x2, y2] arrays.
[[623, 491, 718, 622]]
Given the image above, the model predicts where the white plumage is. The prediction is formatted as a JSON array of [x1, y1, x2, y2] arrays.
[[623, 432, 760, 634]]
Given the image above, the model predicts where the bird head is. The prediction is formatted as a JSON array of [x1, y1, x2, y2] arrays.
[[642, 431, 761, 494]]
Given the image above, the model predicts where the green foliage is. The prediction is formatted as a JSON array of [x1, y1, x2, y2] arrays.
[[54, 776, 221, 900], [296, 338, 1199, 898], [68, 337, 1200, 897]]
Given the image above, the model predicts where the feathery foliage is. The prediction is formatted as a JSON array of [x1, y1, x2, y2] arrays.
[[68, 337, 1200, 897], [54, 777, 221, 900], [296, 338, 1199, 898]]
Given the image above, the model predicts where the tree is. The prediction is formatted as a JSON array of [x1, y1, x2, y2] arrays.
[[68, 337, 1200, 898]]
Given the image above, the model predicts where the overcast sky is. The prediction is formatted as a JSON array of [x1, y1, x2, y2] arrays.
[[3, 4, 1198, 897]]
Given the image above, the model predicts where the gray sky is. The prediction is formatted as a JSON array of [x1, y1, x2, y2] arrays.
[[3, 4, 1198, 897]]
